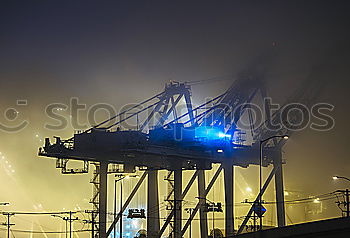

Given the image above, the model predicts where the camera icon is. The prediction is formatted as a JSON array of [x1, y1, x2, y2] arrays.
[[0, 100, 29, 133]]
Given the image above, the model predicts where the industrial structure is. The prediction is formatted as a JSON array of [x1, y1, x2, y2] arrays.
[[39, 75, 320, 238]]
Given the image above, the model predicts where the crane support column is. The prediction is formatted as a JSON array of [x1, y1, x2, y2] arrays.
[[174, 169, 182, 238], [99, 161, 108, 238], [224, 162, 234, 237], [147, 170, 160, 238], [198, 170, 208, 238], [274, 151, 286, 227]]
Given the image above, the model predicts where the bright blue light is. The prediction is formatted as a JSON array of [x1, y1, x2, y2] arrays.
[[195, 126, 231, 140], [218, 132, 231, 138]]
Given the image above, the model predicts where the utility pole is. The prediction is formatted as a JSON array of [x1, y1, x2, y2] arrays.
[[65, 218, 68, 238], [0, 203, 11, 238], [2, 213, 15, 238], [346, 189, 349, 217], [52, 213, 77, 238], [196, 197, 223, 238], [70, 211, 73, 238], [68, 211, 78, 238]]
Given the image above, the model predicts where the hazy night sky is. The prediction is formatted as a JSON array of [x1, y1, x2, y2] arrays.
[[0, 1, 350, 237]]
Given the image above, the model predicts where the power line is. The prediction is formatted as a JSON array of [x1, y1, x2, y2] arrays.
[[0, 211, 76, 215], [0, 228, 90, 234], [0, 189, 342, 235], [262, 191, 340, 204], [185, 75, 234, 86]]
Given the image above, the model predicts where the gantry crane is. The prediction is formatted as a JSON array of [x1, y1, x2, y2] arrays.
[[39, 74, 321, 238]]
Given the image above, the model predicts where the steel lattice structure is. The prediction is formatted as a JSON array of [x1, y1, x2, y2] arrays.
[[39, 76, 320, 238]]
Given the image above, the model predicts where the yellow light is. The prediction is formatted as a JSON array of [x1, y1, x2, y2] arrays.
[[283, 135, 289, 140], [246, 187, 252, 193], [333, 176, 338, 180], [313, 198, 320, 203], [217, 149, 224, 153]]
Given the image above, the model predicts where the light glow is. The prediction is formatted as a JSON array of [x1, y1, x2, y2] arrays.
[[195, 126, 231, 140], [313, 198, 320, 203], [218, 132, 231, 138]]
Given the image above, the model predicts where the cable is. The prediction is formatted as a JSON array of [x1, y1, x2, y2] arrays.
[[185, 75, 234, 86], [0, 190, 342, 231], [0, 211, 76, 215], [262, 191, 339, 204], [63, 91, 165, 141], [14, 216, 54, 232], [164, 92, 226, 127], [0, 228, 90, 234]]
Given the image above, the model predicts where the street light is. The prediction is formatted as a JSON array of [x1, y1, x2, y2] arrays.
[[333, 176, 350, 182], [259, 135, 288, 230], [114, 174, 139, 238]]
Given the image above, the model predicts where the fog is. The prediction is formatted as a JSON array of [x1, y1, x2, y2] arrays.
[[0, 1, 349, 237]]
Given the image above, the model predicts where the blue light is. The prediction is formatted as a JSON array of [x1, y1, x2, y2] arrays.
[[218, 132, 231, 138], [111, 232, 119, 237], [195, 126, 231, 140]]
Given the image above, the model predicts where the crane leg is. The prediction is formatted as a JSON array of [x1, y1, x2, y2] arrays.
[[174, 169, 182, 238], [224, 162, 234, 237], [99, 161, 108, 238], [198, 170, 208, 238], [275, 152, 286, 227], [147, 170, 160, 238]]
